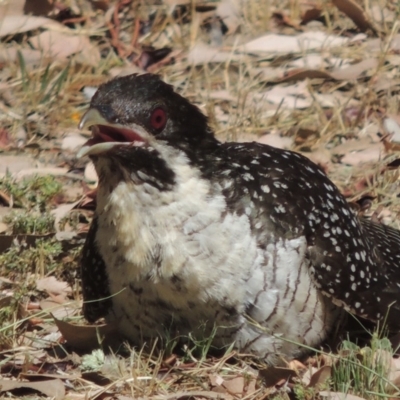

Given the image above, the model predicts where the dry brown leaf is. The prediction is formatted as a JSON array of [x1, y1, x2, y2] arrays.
[[29, 31, 101, 65], [258, 82, 312, 109], [332, 0, 378, 34], [36, 276, 72, 297], [301, 8, 323, 25], [225, 375, 256, 395], [0, 128, 10, 149], [252, 66, 286, 82], [275, 69, 334, 83], [0, 296, 13, 308], [332, 138, 375, 154], [330, 58, 378, 80], [90, 0, 110, 11], [40, 299, 77, 319], [187, 42, 238, 65], [0, 378, 65, 400], [307, 365, 331, 388], [340, 145, 382, 166], [258, 366, 297, 388], [241, 31, 348, 54], [54, 317, 120, 351], [289, 54, 346, 70], [0, 15, 60, 37], [24, 0, 54, 16], [0, 0, 24, 17], [210, 374, 256, 397], [276, 58, 378, 84], [108, 65, 144, 78], [208, 90, 237, 102]]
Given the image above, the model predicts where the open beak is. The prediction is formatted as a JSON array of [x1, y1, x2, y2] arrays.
[[77, 108, 146, 159]]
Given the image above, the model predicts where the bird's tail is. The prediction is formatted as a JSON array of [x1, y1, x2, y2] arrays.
[[360, 218, 400, 330]]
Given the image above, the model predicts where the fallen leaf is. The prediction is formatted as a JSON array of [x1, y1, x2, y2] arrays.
[[241, 31, 348, 54], [0, 0, 25, 17], [0, 378, 65, 400], [81, 371, 112, 386], [258, 366, 297, 388], [0, 128, 10, 149], [301, 8, 323, 25], [223, 375, 256, 395], [29, 31, 100, 65], [51, 200, 81, 233], [257, 133, 294, 149], [319, 391, 367, 400], [40, 299, 77, 319], [0, 16, 60, 37], [54, 317, 120, 351], [0, 296, 13, 308], [24, 0, 54, 16], [275, 68, 334, 83], [307, 365, 331, 388], [332, 0, 378, 34], [257, 82, 312, 109], [288, 54, 348, 70], [332, 138, 375, 154], [340, 145, 382, 166], [36, 276, 72, 297], [188, 42, 239, 65], [0, 46, 44, 65], [330, 58, 378, 80]]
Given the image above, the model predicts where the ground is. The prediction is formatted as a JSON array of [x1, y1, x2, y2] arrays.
[[0, 0, 400, 399]]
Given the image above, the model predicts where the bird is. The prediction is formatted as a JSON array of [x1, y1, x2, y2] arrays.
[[77, 73, 400, 364]]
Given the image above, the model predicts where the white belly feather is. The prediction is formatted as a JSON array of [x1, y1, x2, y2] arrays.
[[95, 148, 338, 362]]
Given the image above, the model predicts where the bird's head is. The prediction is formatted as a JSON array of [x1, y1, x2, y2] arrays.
[[77, 73, 218, 161]]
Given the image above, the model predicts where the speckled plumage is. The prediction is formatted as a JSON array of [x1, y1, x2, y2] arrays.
[[79, 74, 400, 363]]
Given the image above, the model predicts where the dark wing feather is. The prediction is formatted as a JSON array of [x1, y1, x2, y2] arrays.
[[212, 143, 400, 328], [80, 216, 112, 322]]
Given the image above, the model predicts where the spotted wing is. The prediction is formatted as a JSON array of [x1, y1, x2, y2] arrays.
[[80, 216, 112, 322], [217, 143, 400, 328]]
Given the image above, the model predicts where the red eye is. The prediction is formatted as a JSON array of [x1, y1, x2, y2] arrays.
[[150, 107, 167, 131]]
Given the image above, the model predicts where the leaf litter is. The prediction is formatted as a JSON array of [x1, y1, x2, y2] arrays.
[[1, 0, 400, 398]]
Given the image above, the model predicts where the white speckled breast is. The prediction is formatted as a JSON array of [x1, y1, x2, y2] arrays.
[[95, 147, 339, 363]]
